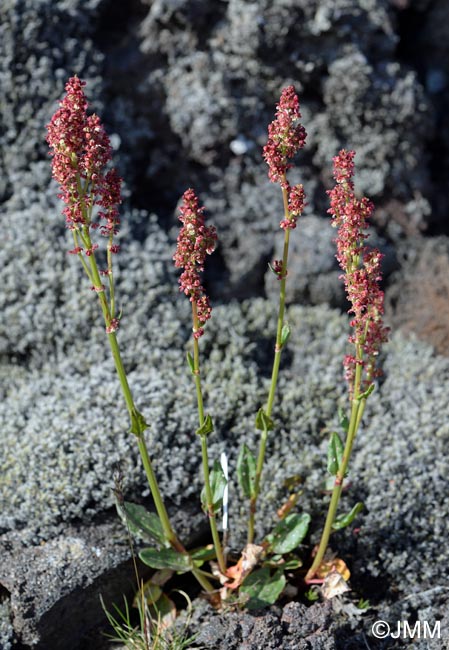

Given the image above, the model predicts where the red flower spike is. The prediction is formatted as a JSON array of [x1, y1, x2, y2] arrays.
[[263, 86, 307, 187], [173, 189, 217, 337], [46, 76, 122, 247], [328, 150, 389, 392]]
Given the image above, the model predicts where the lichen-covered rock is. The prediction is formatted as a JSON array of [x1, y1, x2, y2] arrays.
[[0, 598, 14, 650]]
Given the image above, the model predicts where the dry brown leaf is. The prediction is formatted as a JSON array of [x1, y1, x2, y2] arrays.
[[321, 569, 351, 599], [316, 557, 350, 581], [224, 543, 264, 590]]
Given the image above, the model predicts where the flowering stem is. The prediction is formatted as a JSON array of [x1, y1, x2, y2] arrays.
[[305, 149, 389, 582], [266, 185, 291, 417], [88, 255, 214, 591], [84, 250, 175, 539], [84, 250, 213, 590], [192, 302, 227, 575], [248, 182, 291, 544], [47, 79, 215, 593], [107, 233, 116, 318], [305, 351, 366, 582], [247, 418, 268, 545]]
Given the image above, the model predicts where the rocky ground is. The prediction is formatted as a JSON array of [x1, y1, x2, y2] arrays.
[[1, 0, 449, 648]]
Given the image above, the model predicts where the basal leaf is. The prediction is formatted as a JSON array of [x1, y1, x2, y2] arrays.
[[263, 557, 303, 570], [139, 580, 163, 606], [139, 548, 192, 572], [264, 513, 311, 554], [190, 545, 216, 567], [241, 568, 286, 610], [282, 558, 303, 570], [120, 501, 167, 546]]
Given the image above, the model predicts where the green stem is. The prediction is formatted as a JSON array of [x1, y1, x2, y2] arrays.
[[107, 232, 116, 318], [81, 241, 215, 591], [247, 421, 268, 544], [248, 181, 291, 543], [200, 434, 227, 574], [192, 302, 226, 575], [88, 249, 180, 547], [191, 566, 216, 593], [266, 185, 291, 418], [305, 347, 366, 582]]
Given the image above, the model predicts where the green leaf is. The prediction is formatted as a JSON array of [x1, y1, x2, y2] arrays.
[[263, 557, 303, 570], [280, 323, 291, 347], [139, 548, 192, 572], [282, 558, 303, 570], [237, 444, 257, 498], [357, 383, 375, 401], [190, 545, 217, 567], [268, 261, 279, 276], [196, 414, 214, 437], [327, 432, 344, 476], [255, 408, 274, 432], [130, 409, 148, 436], [201, 460, 227, 514], [119, 501, 167, 546], [332, 502, 364, 530], [241, 568, 286, 610], [186, 351, 195, 375], [264, 513, 311, 554], [338, 406, 350, 433]]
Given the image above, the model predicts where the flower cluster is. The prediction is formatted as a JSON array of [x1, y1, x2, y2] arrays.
[[263, 86, 307, 187], [173, 189, 217, 338], [271, 259, 286, 280], [328, 150, 389, 390], [280, 183, 306, 230], [46, 76, 122, 249]]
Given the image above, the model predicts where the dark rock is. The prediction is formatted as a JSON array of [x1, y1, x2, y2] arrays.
[[0, 519, 131, 649], [190, 599, 336, 649]]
